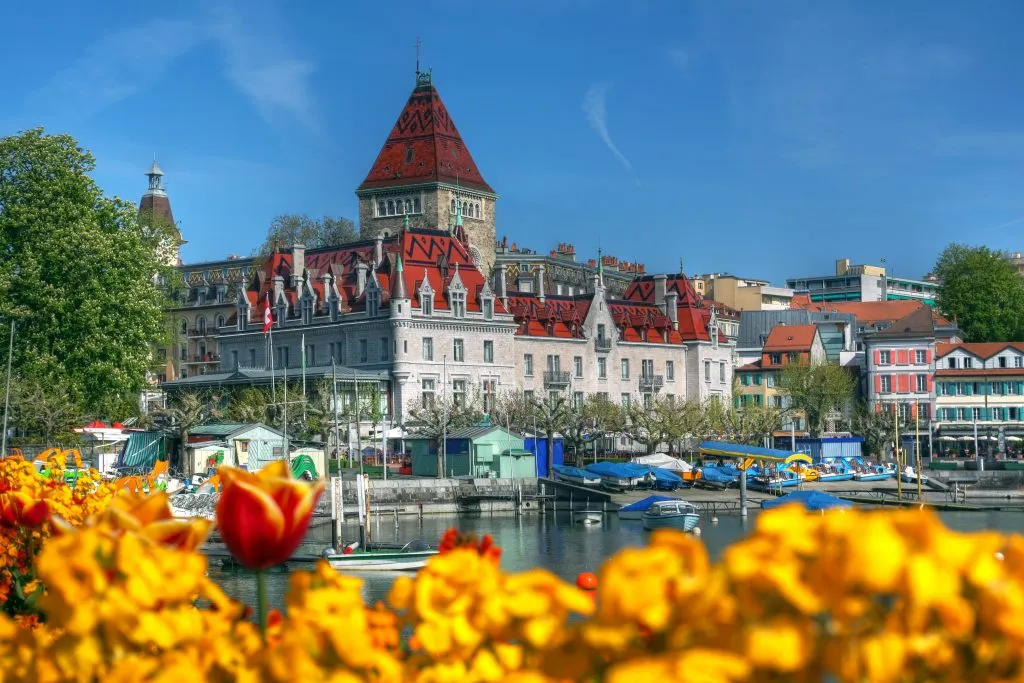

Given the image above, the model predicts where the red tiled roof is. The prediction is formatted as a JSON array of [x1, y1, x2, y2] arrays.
[[935, 342, 1024, 360], [621, 275, 728, 343], [358, 79, 493, 194], [763, 325, 818, 352], [736, 360, 763, 371], [243, 229, 504, 321], [790, 299, 926, 325]]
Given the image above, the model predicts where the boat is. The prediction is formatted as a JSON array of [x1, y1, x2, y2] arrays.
[[815, 460, 855, 482], [629, 453, 692, 473], [641, 500, 701, 532], [697, 465, 737, 489], [645, 466, 683, 491], [322, 540, 438, 571], [572, 510, 603, 525], [854, 464, 893, 482], [748, 466, 803, 491], [900, 466, 929, 485], [761, 490, 852, 511], [618, 495, 677, 521], [585, 462, 652, 490], [551, 465, 601, 487]]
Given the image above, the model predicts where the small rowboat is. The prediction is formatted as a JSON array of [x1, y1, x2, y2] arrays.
[[322, 540, 438, 571]]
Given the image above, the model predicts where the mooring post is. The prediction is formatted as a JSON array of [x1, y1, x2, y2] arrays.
[[739, 469, 748, 517]]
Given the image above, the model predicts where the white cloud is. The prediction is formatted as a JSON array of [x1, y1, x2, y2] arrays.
[[583, 83, 637, 181], [27, 18, 202, 116], [206, 5, 321, 134], [26, 7, 319, 134]]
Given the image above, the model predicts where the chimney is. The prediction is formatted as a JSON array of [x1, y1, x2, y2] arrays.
[[665, 291, 678, 329], [356, 261, 369, 297], [495, 264, 508, 306], [654, 274, 668, 313], [319, 272, 332, 313], [374, 235, 383, 267], [290, 244, 305, 288], [272, 276, 284, 316], [536, 263, 546, 303]]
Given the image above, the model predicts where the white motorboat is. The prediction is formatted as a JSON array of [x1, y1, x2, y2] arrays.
[[641, 500, 701, 532], [323, 540, 438, 571], [900, 466, 929, 484]]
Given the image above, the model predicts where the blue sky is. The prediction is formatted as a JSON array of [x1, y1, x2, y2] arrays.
[[3, 0, 1024, 284]]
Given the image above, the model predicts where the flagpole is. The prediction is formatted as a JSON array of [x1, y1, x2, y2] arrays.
[[354, 368, 363, 476], [1, 320, 14, 458], [332, 359, 340, 466], [301, 332, 307, 423], [442, 355, 448, 478], [283, 363, 289, 463]]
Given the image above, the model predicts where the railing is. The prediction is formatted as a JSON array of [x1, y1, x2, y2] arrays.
[[188, 328, 213, 338], [543, 371, 571, 387], [639, 374, 664, 391], [594, 338, 612, 352]]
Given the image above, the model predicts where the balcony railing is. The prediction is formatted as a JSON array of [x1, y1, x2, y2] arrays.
[[543, 371, 571, 387], [184, 354, 221, 365], [188, 328, 213, 338], [639, 374, 664, 391], [594, 338, 612, 352]]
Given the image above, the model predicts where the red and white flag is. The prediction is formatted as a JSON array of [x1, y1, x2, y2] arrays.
[[263, 294, 273, 334]]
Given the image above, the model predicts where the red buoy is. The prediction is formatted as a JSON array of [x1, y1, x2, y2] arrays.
[[576, 571, 598, 591]]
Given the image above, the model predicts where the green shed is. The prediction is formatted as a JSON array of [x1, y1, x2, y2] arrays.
[[407, 425, 535, 478]]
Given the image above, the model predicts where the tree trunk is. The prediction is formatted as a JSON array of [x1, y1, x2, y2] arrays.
[[546, 432, 555, 477]]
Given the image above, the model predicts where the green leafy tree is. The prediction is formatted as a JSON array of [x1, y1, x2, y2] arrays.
[[492, 391, 572, 474], [225, 387, 270, 424], [934, 244, 1024, 342], [625, 395, 691, 454], [850, 404, 898, 460], [779, 363, 856, 437], [561, 394, 625, 460], [13, 377, 83, 443], [255, 214, 358, 257], [0, 129, 174, 415]]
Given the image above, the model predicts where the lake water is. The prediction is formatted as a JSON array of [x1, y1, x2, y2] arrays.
[[209, 508, 1024, 612]]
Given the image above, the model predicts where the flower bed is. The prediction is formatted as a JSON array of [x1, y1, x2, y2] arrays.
[[1, 455, 1023, 681]]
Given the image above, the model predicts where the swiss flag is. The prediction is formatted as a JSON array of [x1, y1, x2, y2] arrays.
[[263, 294, 273, 334]]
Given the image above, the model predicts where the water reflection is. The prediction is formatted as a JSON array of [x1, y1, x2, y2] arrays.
[[209, 509, 1024, 611]]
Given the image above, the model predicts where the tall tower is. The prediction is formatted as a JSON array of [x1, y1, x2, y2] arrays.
[[356, 71, 498, 274], [138, 160, 185, 266]]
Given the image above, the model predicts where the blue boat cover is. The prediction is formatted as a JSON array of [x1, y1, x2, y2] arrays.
[[761, 490, 852, 511], [552, 465, 596, 479], [585, 461, 650, 478], [700, 466, 737, 484], [619, 495, 677, 512]]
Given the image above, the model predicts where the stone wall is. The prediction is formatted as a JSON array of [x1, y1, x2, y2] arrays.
[[328, 477, 540, 516]]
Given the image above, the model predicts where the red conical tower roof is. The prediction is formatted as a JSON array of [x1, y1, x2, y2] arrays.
[[358, 73, 494, 194]]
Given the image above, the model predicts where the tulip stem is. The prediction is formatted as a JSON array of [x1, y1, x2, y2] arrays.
[[256, 570, 268, 640]]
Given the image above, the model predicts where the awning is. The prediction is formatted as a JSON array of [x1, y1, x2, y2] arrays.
[[699, 441, 812, 466], [116, 432, 163, 469]]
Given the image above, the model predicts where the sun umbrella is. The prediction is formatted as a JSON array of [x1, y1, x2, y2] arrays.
[[761, 490, 852, 511]]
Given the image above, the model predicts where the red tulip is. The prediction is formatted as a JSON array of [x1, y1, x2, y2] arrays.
[[0, 492, 50, 529], [215, 461, 325, 570]]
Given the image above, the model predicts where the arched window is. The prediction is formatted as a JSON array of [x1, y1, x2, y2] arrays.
[[180, 319, 187, 335], [474, 203, 480, 218], [450, 199, 457, 214], [378, 201, 386, 216], [387, 200, 395, 216], [404, 199, 412, 214], [462, 201, 469, 216], [413, 197, 421, 213], [215, 315, 224, 329], [197, 317, 207, 334]]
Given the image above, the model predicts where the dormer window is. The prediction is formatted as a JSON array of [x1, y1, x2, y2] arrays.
[[422, 294, 433, 316], [330, 294, 340, 322], [483, 297, 494, 320], [236, 307, 247, 331], [451, 291, 466, 318], [301, 298, 313, 324], [367, 290, 380, 317]]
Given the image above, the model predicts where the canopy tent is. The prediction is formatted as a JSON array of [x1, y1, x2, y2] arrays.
[[698, 441, 812, 470], [761, 490, 852, 511]]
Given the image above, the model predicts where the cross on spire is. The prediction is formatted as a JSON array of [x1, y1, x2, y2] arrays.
[[415, 37, 422, 77]]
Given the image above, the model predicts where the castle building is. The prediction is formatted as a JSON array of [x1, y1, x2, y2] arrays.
[[158, 71, 733, 428], [356, 70, 498, 275]]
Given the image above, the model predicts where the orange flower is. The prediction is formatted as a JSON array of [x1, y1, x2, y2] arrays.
[[0, 492, 49, 529], [438, 528, 502, 564], [215, 461, 325, 570]]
